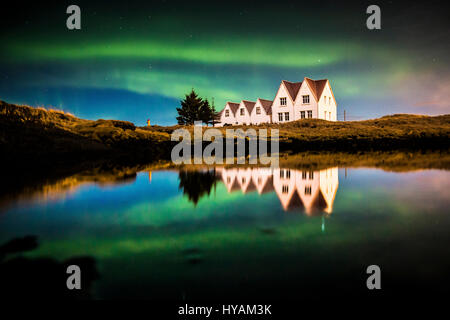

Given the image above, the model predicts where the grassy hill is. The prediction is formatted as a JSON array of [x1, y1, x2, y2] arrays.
[[1, 100, 449, 167], [142, 114, 450, 150], [0, 100, 172, 165]]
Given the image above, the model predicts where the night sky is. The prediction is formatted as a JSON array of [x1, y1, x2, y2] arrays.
[[1, 0, 449, 125]]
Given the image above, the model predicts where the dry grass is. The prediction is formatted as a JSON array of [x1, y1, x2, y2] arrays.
[[1, 99, 449, 164], [0, 100, 172, 162]]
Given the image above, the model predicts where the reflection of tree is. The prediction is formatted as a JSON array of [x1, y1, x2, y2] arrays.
[[178, 169, 218, 206], [0, 236, 99, 300]]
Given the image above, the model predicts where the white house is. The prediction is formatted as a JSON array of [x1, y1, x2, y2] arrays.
[[235, 100, 256, 125], [218, 102, 240, 126], [250, 98, 273, 125], [216, 77, 337, 126]]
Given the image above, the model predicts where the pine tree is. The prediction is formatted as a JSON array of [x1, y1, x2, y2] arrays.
[[176, 89, 204, 125], [199, 98, 213, 126], [210, 98, 220, 127]]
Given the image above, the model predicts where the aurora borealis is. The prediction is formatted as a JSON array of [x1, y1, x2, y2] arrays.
[[1, 0, 449, 125]]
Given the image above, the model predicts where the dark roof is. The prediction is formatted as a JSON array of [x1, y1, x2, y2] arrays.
[[260, 176, 274, 194], [229, 178, 241, 192], [242, 100, 256, 114], [258, 99, 273, 115], [244, 179, 257, 193], [286, 189, 305, 211], [227, 102, 240, 116], [282, 80, 302, 101], [304, 78, 328, 101], [305, 189, 328, 216]]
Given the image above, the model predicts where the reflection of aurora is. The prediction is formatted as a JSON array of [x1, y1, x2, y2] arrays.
[[217, 167, 338, 215]]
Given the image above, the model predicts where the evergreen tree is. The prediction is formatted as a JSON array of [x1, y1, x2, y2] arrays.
[[210, 98, 220, 127], [176, 89, 204, 125], [199, 98, 213, 126]]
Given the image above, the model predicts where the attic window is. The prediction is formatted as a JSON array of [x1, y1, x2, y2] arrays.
[[302, 95, 310, 104], [240, 108, 245, 116], [280, 97, 287, 106], [225, 109, 230, 117], [256, 107, 261, 115]]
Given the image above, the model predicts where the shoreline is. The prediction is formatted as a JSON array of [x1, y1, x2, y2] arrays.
[[1, 100, 449, 166]]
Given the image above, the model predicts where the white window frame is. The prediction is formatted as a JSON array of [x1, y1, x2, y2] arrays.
[[302, 95, 310, 104], [284, 112, 289, 121], [300, 111, 305, 119], [278, 112, 283, 121], [280, 97, 287, 106]]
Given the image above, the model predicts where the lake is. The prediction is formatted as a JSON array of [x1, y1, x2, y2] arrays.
[[1, 162, 449, 300]]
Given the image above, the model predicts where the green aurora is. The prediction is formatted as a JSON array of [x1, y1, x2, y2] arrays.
[[1, 0, 449, 125]]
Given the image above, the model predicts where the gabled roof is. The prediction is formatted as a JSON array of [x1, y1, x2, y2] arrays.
[[229, 179, 241, 192], [243, 179, 257, 193], [260, 176, 274, 194], [281, 80, 303, 102], [303, 78, 328, 102], [226, 102, 240, 116], [304, 189, 328, 216], [242, 100, 256, 114], [286, 189, 305, 211], [257, 98, 273, 115]]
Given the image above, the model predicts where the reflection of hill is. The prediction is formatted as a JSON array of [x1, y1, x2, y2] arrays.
[[279, 151, 450, 171], [0, 163, 169, 212], [217, 167, 339, 215]]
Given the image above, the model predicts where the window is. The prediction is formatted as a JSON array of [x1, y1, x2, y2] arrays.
[[284, 112, 290, 121], [324, 111, 327, 119], [282, 185, 289, 194], [257, 177, 262, 185], [225, 109, 229, 117], [305, 186, 312, 195], [286, 169, 291, 178], [278, 112, 283, 122], [307, 110, 312, 118], [227, 177, 231, 183], [280, 97, 287, 106], [242, 177, 246, 184], [329, 97, 331, 105], [324, 96, 327, 104], [280, 170, 285, 178], [300, 111, 305, 119], [302, 95, 310, 104], [302, 171, 307, 180], [309, 171, 314, 179], [240, 108, 245, 116], [256, 107, 261, 115]]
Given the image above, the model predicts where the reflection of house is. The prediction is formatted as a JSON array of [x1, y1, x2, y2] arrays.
[[216, 167, 339, 215]]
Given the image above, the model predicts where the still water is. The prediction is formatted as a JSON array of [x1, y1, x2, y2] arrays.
[[1, 165, 449, 299]]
